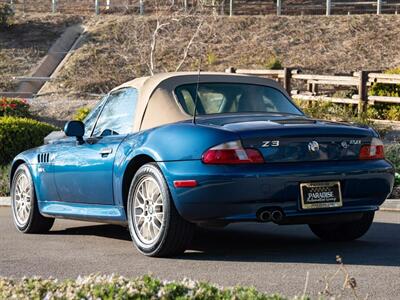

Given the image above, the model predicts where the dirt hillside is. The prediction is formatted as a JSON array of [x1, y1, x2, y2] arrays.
[[42, 14, 400, 95]]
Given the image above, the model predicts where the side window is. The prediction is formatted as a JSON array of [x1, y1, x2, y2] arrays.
[[92, 88, 138, 137], [83, 96, 107, 137]]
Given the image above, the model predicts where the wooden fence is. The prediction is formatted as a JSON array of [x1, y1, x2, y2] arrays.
[[225, 67, 400, 116], [2, 0, 400, 16]]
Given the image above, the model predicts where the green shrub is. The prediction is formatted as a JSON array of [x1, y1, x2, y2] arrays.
[[0, 3, 14, 29], [0, 274, 295, 300], [264, 55, 283, 70], [386, 143, 400, 171], [0, 117, 57, 165], [0, 98, 30, 118], [395, 173, 400, 186], [0, 164, 10, 196], [73, 107, 91, 121], [370, 67, 400, 97]]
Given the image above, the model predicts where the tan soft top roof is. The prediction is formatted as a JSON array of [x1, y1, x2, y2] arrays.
[[111, 72, 290, 132]]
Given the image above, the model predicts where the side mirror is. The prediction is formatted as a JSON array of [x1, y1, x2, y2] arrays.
[[64, 121, 85, 144]]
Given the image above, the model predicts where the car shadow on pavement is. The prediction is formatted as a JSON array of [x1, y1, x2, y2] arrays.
[[49, 224, 132, 241], [48, 221, 400, 267], [183, 221, 400, 267]]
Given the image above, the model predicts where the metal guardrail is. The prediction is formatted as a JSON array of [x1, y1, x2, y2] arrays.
[[226, 67, 400, 116], [2, 0, 400, 16]]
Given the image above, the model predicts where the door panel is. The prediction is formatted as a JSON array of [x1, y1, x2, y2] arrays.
[[53, 136, 125, 204], [53, 87, 138, 205]]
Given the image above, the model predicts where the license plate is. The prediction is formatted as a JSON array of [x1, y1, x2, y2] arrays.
[[300, 181, 342, 210]]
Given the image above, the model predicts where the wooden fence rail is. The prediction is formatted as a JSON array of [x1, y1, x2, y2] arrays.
[[225, 67, 400, 116]]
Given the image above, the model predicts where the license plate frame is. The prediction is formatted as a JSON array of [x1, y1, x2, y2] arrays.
[[300, 181, 342, 210]]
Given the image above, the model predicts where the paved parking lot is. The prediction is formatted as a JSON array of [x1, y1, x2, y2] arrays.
[[0, 208, 399, 298]]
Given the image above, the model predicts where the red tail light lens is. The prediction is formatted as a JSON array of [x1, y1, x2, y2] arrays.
[[202, 141, 264, 164], [359, 138, 385, 160]]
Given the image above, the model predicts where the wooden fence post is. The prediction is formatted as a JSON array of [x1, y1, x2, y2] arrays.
[[377, 0, 382, 15], [358, 71, 369, 116], [326, 0, 331, 16], [277, 0, 282, 16], [283, 67, 292, 94]]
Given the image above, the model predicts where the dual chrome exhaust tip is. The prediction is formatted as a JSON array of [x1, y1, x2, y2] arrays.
[[258, 208, 284, 223]]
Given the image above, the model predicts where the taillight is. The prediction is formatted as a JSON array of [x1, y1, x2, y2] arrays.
[[202, 141, 264, 164], [359, 138, 384, 160]]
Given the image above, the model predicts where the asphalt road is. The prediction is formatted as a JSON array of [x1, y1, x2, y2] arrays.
[[1, 208, 399, 299]]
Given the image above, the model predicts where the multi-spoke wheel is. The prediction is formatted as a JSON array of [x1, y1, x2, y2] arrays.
[[127, 163, 194, 257], [11, 164, 54, 233]]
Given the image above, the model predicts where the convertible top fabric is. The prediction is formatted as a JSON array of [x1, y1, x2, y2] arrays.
[[110, 72, 289, 132]]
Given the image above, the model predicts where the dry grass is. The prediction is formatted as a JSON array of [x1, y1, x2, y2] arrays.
[[0, 13, 82, 92], [45, 14, 400, 94]]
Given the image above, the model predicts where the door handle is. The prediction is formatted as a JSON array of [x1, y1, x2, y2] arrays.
[[100, 148, 113, 156]]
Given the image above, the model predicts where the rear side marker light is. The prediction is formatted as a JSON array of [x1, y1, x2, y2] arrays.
[[174, 180, 198, 188], [202, 141, 264, 164], [359, 138, 385, 160]]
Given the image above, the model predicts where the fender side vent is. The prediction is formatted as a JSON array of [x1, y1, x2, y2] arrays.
[[37, 153, 50, 163]]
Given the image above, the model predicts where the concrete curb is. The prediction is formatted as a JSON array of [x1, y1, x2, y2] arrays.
[[0, 197, 10, 207], [0, 197, 399, 211], [380, 199, 400, 212]]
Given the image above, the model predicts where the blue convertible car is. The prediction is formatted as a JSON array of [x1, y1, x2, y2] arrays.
[[10, 72, 394, 257]]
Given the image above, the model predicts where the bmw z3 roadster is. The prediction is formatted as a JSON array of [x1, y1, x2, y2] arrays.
[[10, 72, 395, 257]]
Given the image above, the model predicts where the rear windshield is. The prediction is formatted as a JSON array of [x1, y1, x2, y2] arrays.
[[175, 83, 303, 116]]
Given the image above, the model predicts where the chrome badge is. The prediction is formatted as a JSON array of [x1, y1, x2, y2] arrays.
[[308, 141, 320, 152], [261, 140, 280, 148]]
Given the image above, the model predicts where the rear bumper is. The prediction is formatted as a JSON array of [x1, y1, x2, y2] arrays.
[[159, 159, 395, 223]]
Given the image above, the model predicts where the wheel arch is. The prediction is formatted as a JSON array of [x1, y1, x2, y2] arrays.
[[121, 154, 156, 215], [9, 159, 28, 190]]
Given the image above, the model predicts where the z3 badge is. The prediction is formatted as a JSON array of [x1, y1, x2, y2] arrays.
[[261, 141, 280, 147]]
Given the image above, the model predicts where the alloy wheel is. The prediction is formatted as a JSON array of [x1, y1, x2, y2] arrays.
[[132, 176, 165, 244], [13, 172, 32, 227]]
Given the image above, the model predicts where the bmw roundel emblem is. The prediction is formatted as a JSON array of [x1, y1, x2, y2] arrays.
[[308, 141, 320, 152]]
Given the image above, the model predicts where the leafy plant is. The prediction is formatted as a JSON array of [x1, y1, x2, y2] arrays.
[[264, 55, 282, 70], [0, 3, 14, 30], [370, 67, 400, 97], [0, 164, 10, 196], [0, 98, 30, 118], [206, 52, 218, 66], [0, 274, 299, 300], [395, 173, 400, 186], [386, 143, 400, 171], [0, 117, 57, 165], [73, 107, 91, 121]]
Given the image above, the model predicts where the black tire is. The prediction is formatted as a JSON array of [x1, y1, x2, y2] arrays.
[[309, 211, 375, 242], [127, 163, 194, 257], [11, 164, 54, 233]]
